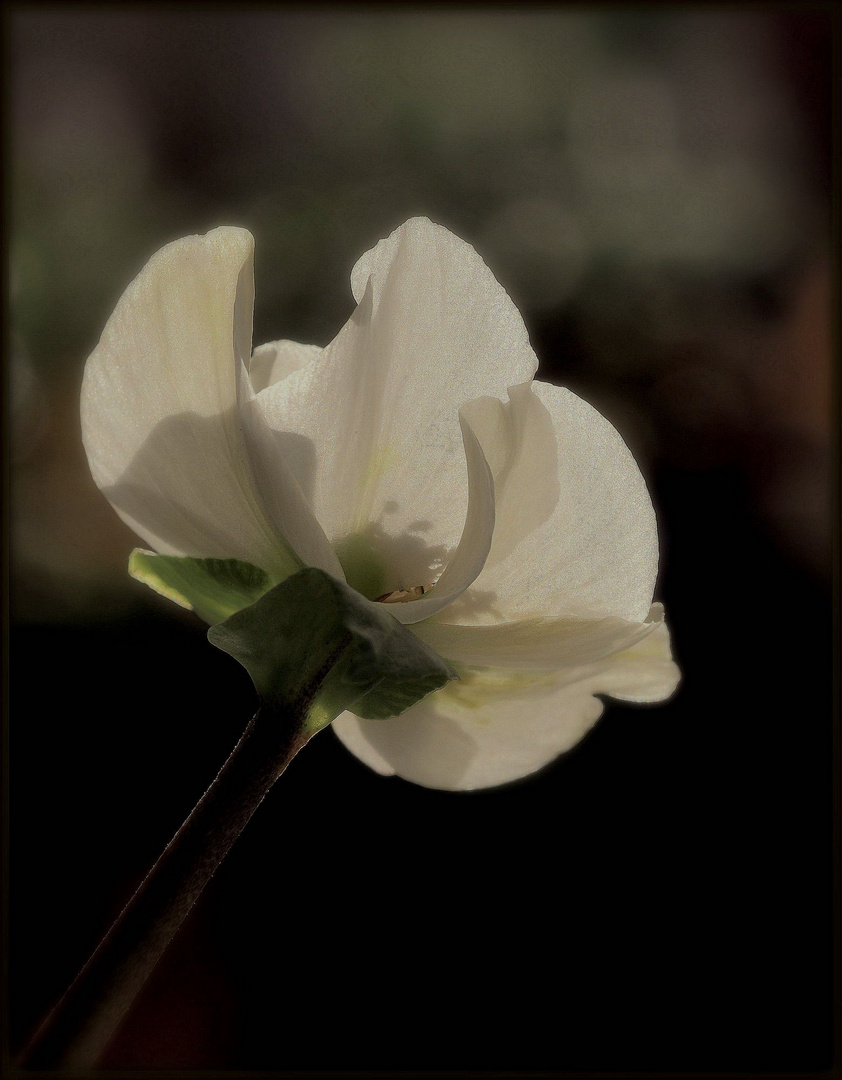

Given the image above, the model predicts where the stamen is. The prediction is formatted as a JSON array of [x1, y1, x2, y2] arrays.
[[374, 585, 429, 604]]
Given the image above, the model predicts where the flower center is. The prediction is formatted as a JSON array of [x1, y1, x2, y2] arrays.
[[374, 585, 430, 604]]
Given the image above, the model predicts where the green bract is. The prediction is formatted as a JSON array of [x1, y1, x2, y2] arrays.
[[129, 550, 273, 625], [131, 552, 456, 729], [208, 567, 457, 731]]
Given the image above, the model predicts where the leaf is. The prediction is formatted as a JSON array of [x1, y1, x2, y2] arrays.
[[208, 567, 457, 733], [129, 549, 273, 625]]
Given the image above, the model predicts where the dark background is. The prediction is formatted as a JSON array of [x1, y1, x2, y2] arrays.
[[8, 8, 835, 1075]]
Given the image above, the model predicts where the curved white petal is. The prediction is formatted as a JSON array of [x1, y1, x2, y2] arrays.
[[238, 361, 345, 579], [595, 618, 681, 704], [387, 413, 494, 624], [249, 339, 321, 394], [81, 228, 297, 580], [443, 380, 659, 626], [254, 217, 538, 595], [332, 617, 680, 791], [454, 381, 559, 568], [412, 603, 665, 668]]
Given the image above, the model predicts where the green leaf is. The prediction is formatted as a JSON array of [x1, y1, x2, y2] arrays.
[[129, 549, 273, 625], [208, 567, 457, 733]]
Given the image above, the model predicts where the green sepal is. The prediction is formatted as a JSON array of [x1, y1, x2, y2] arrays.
[[129, 549, 273, 625], [208, 567, 457, 733]]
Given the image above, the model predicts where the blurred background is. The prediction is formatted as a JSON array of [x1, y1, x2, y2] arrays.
[[9, 8, 835, 1074]]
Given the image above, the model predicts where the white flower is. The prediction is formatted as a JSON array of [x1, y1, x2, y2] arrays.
[[81, 218, 679, 791]]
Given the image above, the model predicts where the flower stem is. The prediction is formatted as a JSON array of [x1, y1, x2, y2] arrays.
[[19, 701, 315, 1070]]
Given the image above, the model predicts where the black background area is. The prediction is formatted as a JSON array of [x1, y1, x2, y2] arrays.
[[11, 462, 833, 1073]]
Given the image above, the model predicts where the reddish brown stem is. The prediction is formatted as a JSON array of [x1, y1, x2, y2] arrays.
[[19, 703, 312, 1071]]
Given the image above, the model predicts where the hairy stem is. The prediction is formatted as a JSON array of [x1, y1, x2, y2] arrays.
[[19, 702, 314, 1070]]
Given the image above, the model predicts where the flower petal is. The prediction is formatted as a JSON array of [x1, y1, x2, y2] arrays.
[[385, 411, 494, 624], [460, 381, 560, 568], [594, 617, 681, 704], [248, 339, 321, 394], [254, 217, 538, 595], [332, 618, 680, 791], [411, 603, 665, 668], [81, 228, 298, 580], [444, 380, 659, 625], [238, 360, 346, 579]]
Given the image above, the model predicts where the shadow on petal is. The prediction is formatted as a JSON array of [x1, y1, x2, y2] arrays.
[[268, 428, 319, 504], [101, 407, 293, 575], [335, 520, 451, 601]]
